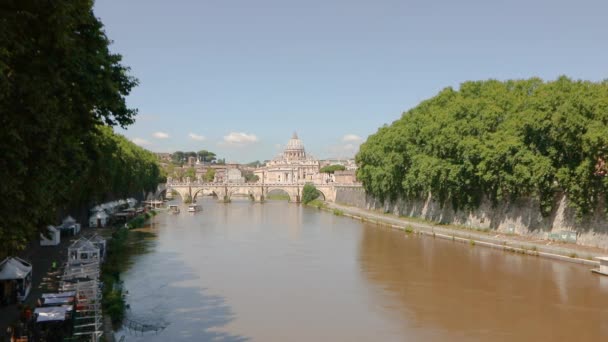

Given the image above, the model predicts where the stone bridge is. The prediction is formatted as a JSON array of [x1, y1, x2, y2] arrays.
[[162, 182, 355, 203]]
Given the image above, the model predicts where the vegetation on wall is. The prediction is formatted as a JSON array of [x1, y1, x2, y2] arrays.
[[0, 1, 162, 253], [356, 77, 608, 218], [320, 165, 346, 174]]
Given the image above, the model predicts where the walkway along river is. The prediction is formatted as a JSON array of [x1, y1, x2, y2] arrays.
[[116, 198, 608, 341]]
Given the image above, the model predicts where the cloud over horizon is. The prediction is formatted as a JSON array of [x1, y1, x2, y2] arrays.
[[188, 133, 206, 141], [342, 134, 362, 142], [153, 131, 170, 139], [221, 132, 258, 146]]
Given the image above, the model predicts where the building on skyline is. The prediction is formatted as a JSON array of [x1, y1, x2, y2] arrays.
[[254, 133, 321, 184]]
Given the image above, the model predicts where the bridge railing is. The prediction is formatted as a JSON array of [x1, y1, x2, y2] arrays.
[[166, 181, 360, 187]]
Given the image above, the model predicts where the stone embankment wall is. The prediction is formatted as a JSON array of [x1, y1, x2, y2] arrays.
[[335, 187, 608, 249]]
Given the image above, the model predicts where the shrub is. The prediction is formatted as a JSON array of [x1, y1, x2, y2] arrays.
[[302, 183, 320, 204]]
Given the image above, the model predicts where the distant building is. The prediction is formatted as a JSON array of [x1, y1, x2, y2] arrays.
[[227, 168, 244, 183], [187, 156, 197, 166], [254, 133, 321, 184], [334, 170, 358, 184]]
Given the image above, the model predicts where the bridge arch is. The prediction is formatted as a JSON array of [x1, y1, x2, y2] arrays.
[[227, 187, 257, 201], [266, 189, 291, 201], [192, 188, 219, 201], [266, 186, 299, 203]]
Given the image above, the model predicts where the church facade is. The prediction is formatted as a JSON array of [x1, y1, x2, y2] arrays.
[[254, 133, 321, 184]]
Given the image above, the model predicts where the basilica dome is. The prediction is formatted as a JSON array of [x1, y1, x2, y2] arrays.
[[285, 132, 304, 151]]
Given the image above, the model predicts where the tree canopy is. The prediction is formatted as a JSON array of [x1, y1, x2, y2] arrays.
[[320, 165, 346, 174], [197, 150, 216, 163], [356, 77, 608, 218], [0, 1, 161, 254]]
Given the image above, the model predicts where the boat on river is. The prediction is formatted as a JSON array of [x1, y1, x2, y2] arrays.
[[169, 205, 180, 214], [187, 204, 201, 213]]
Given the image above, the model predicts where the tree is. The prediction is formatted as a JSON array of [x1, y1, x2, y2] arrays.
[[302, 184, 320, 204], [320, 164, 346, 173], [172, 151, 185, 165], [216, 158, 226, 165], [203, 168, 216, 182], [356, 77, 608, 218], [184, 167, 196, 182], [244, 172, 260, 183], [247, 160, 262, 167], [0, 1, 153, 254], [197, 150, 217, 164]]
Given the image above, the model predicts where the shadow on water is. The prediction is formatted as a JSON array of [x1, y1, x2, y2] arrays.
[[116, 247, 249, 342]]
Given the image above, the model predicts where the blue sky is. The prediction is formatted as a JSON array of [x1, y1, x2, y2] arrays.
[[94, 0, 607, 162]]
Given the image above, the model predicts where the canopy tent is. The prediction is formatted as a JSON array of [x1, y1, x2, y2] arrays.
[[42, 291, 76, 299], [68, 238, 100, 265], [127, 198, 137, 208], [40, 225, 60, 246], [62, 216, 76, 226], [88, 235, 107, 261], [88, 210, 109, 228], [35, 306, 72, 322], [57, 216, 81, 236], [0, 257, 33, 302]]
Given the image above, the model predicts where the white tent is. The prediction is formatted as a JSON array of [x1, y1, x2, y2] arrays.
[[60, 216, 81, 235], [88, 235, 107, 261], [89, 211, 109, 228], [127, 198, 137, 208], [35, 306, 69, 322], [0, 257, 33, 302], [68, 238, 100, 265], [40, 226, 60, 246], [62, 216, 76, 226]]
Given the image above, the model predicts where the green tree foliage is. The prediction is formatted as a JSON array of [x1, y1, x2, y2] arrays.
[[197, 150, 217, 163], [244, 172, 260, 183], [172, 151, 185, 165], [203, 168, 216, 182], [0, 1, 161, 254], [184, 167, 196, 181], [320, 164, 346, 173], [302, 183, 320, 204], [356, 77, 608, 218]]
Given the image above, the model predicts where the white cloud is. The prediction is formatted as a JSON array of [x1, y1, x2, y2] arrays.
[[221, 132, 258, 146], [153, 131, 170, 139], [189, 133, 206, 141], [132, 138, 151, 146], [342, 134, 362, 142]]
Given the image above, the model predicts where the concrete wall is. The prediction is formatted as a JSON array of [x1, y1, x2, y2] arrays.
[[335, 187, 608, 249]]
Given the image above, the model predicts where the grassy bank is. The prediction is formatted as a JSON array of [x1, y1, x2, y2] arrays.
[[102, 211, 156, 326]]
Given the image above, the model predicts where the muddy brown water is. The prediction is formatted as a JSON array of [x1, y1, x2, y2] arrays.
[[117, 199, 608, 341]]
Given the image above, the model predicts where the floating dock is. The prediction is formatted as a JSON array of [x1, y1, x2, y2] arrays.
[[591, 257, 608, 276]]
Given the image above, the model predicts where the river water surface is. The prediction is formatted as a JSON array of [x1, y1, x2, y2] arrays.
[[117, 199, 608, 341]]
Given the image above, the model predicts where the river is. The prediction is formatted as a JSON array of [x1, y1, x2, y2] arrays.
[[117, 198, 608, 341]]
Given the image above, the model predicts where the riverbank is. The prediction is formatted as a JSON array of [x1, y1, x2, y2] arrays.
[[102, 211, 158, 328], [320, 201, 608, 267]]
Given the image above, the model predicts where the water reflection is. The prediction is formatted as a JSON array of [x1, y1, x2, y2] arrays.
[[117, 199, 608, 341], [358, 226, 608, 341]]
